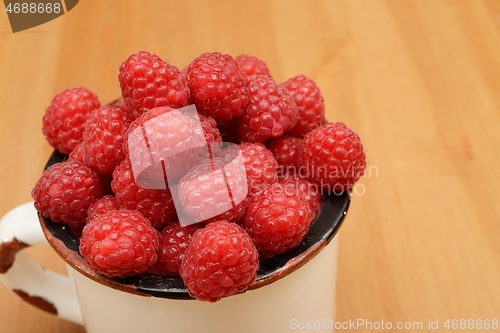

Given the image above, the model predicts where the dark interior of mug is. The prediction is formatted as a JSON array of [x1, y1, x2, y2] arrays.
[[40, 150, 350, 299]]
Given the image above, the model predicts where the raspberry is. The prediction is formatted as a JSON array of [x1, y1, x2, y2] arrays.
[[79, 209, 159, 278], [82, 105, 134, 175], [68, 141, 85, 163], [240, 142, 278, 196], [87, 195, 120, 221], [197, 113, 223, 153], [238, 75, 298, 143], [179, 220, 259, 302], [205, 199, 248, 225], [111, 158, 176, 229], [266, 136, 302, 175], [235, 54, 271, 78], [118, 51, 190, 118], [71, 193, 120, 238], [243, 183, 311, 259], [42, 87, 101, 154], [279, 173, 322, 221], [125, 106, 221, 185], [110, 97, 130, 113], [178, 156, 248, 224], [282, 75, 325, 137], [298, 122, 366, 193], [156, 222, 199, 275], [31, 160, 103, 228], [187, 52, 248, 120], [147, 260, 173, 276], [68, 224, 85, 239]]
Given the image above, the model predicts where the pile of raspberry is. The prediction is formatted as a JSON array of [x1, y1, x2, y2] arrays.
[[32, 51, 366, 302]]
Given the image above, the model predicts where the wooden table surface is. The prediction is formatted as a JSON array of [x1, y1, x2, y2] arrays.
[[1, 1, 500, 332]]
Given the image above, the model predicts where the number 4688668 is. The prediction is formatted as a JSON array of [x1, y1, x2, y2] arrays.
[[443, 319, 498, 330], [5, 2, 61, 14]]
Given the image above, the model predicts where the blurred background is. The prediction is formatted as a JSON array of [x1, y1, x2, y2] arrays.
[[1, 0, 500, 332]]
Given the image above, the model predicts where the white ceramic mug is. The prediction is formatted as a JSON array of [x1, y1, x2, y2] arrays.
[[0, 196, 347, 333]]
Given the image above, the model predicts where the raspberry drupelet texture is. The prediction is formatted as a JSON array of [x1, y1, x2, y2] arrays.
[[178, 156, 249, 224], [238, 75, 298, 143], [31, 160, 103, 228], [200, 113, 223, 139], [79, 209, 159, 278], [146, 260, 173, 276], [243, 183, 311, 259], [42, 87, 101, 154], [179, 220, 259, 302], [87, 195, 121, 222], [156, 222, 199, 275], [68, 141, 85, 163], [187, 52, 248, 121], [124, 106, 222, 185], [82, 105, 134, 175], [110, 97, 130, 114], [197, 113, 223, 154], [118, 51, 190, 118], [282, 75, 325, 137], [111, 158, 176, 229], [279, 173, 322, 221], [299, 122, 366, 193], [266, 136, 302, 175], [240, 142, 278, 196], [235, 54, 271, 78]]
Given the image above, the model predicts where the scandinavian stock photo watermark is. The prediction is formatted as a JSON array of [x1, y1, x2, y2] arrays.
[[289, 318, 499, 331], [125, 104, 377, 226], [276, 163, 378, 198]]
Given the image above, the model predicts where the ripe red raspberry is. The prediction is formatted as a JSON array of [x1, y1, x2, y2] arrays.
[[111, 158, 176, 229], [187, 52, 248, 120], [238, 75, 298, 143], [68, 141, 85, 163], [282, 75, 325, 137], [197, 113, 223, 154], [42, 87, 101, 154], [31, 160, 103, 229], [240, 142, 278, 196], [243, 183, 311, 259], [118, 51, 190, 118], [147, 260, 173, 276], [82, 105, 134, 175], [235, 54, 271, 78], [178, 156, 249, 224], [180, 220, 259, 302], [67, 193, 119, 238], [299, 122, 366, 193], [206, 199, 248, 225], [110, 97, 130, 113], [79, 209, 159, 278], [156, 222, 199, 275], [87, 195, 120, 221], [266, 136, 302, 175], [125, 106, 221, 185], [279, 173, 322, 221]]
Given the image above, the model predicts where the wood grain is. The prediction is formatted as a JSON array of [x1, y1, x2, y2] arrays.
[[1, 1, 499, 332]]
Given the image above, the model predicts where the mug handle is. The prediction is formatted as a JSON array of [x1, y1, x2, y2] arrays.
[[0, 202, 83, 325]]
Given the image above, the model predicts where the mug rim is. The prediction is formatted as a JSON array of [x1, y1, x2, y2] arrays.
[[39, 150, 350, 299]]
